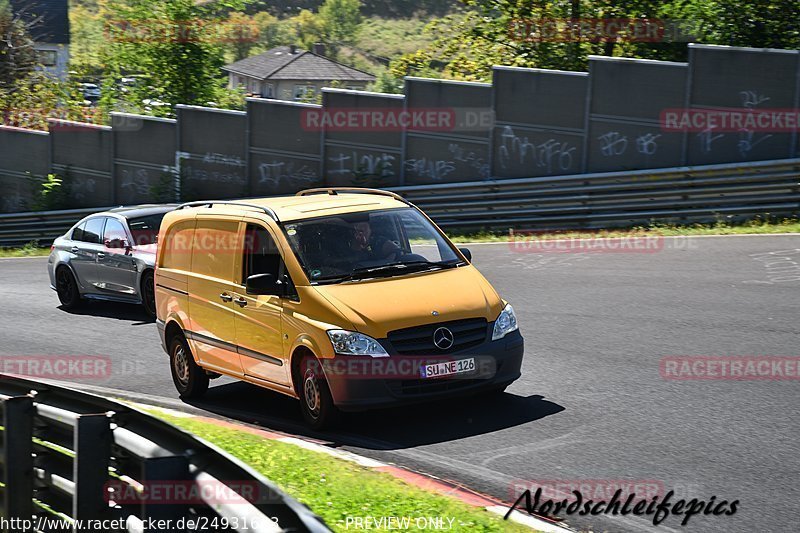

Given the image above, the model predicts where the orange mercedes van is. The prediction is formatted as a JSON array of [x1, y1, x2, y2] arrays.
[[155, 188, 523, 428]]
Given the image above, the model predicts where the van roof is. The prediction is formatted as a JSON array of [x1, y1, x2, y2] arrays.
[[174, 189, 409, 223]]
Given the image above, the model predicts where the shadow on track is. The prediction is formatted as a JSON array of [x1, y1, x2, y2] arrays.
[[57, 301, 153, 324], [184, 380, 564, 450]]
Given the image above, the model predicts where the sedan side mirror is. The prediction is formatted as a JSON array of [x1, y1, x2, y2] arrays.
[[459, 247, 472, 262], [246, 273, 283, 296], [105, 238, 130, 250]]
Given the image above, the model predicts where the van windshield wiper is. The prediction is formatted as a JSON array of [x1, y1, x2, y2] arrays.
[[315, 260, 461, 284]]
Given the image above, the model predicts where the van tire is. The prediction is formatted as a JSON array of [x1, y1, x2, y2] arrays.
[[169, 333, 208, 399], [297, 355, 339, 430]]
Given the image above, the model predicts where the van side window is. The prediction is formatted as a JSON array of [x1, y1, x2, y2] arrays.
[[192, 219, 238, 281], [243, 224, 281, 280], [243, 224, 297, 299], [161, 219, 196, 272]]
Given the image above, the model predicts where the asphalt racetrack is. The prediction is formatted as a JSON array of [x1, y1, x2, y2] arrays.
[[1, 235, 798, 532]]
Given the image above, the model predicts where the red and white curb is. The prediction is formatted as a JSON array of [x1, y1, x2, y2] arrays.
[[139, 404, 571, 532]]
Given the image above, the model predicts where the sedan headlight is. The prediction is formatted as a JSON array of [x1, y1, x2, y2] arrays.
[[327, 330, 389, 357], [492, 303, 519, 340]]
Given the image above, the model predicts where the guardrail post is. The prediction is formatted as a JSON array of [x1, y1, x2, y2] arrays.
[[141, 456, 190, 532], [73, 413, 112, 523], [3, 396, 34, 533]]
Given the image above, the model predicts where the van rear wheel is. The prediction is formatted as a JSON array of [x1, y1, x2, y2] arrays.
[[169, 334, 208, 399], [297, 355, 339, 430]]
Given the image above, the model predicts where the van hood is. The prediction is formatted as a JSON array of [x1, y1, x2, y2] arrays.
[[314, 265, 504, 338]]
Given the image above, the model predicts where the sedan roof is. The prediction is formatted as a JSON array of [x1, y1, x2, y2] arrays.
[[108, 204, 178, 219]]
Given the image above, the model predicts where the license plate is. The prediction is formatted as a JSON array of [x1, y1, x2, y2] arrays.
[[421, 358, 475, 379]]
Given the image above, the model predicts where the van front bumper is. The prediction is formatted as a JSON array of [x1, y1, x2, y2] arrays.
[[323, 330, 524, 411]]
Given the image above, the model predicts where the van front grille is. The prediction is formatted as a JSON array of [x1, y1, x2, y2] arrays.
[[387, 318, 488, 355]]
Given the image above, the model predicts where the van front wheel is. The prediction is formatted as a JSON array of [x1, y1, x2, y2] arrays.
[[169, 334, 208, 399], [298, 356, 339, 430]]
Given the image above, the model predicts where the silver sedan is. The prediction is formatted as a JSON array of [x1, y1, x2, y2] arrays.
[[47, 205, 175, 318]]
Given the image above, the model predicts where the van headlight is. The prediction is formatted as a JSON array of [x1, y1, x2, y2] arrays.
[[492, 304, 518, 340], [327, 330, 389, 357]]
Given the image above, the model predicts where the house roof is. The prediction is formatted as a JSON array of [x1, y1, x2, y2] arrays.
[[10, 0, 70, 45], [223, 46, 375, 82]]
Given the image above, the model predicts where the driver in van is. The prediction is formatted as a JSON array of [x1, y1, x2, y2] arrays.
[[348, 219, 400, 262]]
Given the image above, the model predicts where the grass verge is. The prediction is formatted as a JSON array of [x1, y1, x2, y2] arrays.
[[445, 218, 800, 243], [150, 411, 532, 532], [0, 241, 50, 257]]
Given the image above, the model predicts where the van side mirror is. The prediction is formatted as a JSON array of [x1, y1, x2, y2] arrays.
[[459, 247, 472, 262], [246, 273, 283, 296]]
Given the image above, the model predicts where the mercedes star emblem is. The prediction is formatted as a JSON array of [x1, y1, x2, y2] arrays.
[[433, 327, 455, 350]]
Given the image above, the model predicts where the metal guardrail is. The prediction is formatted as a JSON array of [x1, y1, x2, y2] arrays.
[[1, 159, 799, 245], [0, 375, 331, 533], [392, 158, 800, 229], [0, 207, 101, 247]]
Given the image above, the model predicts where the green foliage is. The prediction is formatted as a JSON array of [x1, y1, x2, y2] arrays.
[[368, 68, 403, 94], [692, 0, 800, 49], [0, 0, 37, 89], [0, 73, 91, 130], [292, 8, 325, 49], [318, 0, 363, 53], [100, 0, 251, 113], [31, 173, 71, 211], [391, 0, 800, 81]]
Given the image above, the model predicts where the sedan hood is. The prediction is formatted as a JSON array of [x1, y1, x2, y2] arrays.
[[314, 265, 504, 338]]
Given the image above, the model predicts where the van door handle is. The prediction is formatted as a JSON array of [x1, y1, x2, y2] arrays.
[[233, 296, 247, 308], [219, 293, 233, 302], [71, 247, 80, 253], [96, 252, 105, 258]]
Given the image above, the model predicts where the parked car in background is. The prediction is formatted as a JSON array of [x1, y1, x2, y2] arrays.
[[48, 205, 176, 318], [80, 82, 101, 106]]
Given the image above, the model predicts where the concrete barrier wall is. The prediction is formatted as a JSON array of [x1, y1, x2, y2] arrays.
[[1, 44, 798, 212], [0, 126, 50, 212]]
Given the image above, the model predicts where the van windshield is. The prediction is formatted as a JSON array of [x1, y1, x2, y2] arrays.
[[281, 208, 464, 284]]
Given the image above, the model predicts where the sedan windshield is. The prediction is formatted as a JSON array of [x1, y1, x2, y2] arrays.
[[282, 208, 463, 284]]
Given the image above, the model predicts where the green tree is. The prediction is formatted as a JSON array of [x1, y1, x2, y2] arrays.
[[692, 0, 800, 49], [226, 12, 261, 61], [319, 0, 364, 53], [293, 9, 325, 49], [0, 0, 37, 90], [101, 0, 249, 111]]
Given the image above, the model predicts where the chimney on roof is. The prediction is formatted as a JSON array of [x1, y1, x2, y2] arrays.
[[289, 44, 297, 54], [313, 43, 326, 56]]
